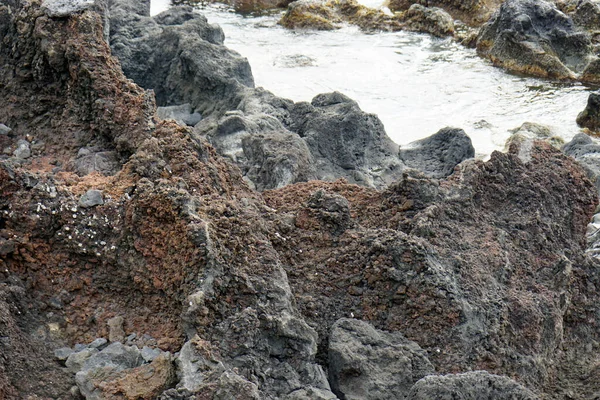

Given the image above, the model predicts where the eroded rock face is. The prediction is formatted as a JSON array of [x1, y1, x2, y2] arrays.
[[477, 0, 592, 80], [264, 141, 599, 398], [407, 371, 538, 399], [328, 318, 434, 399], [398, 127, 475, 179], [388, 0, 503, 26]]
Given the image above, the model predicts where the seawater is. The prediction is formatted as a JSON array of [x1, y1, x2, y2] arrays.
[[150, 0, 591, 155]]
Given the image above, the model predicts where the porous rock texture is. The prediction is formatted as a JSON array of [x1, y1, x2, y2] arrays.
[[387, 0, 504, 26], [3, 0, 600, 399], [477, 0, 594, 81]]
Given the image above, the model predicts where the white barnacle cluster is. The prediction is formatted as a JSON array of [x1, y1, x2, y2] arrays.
[[55, 202, 122, 257]]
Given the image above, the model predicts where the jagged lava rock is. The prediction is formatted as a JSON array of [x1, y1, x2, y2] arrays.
[[328, 318, 434, 399], [477, 0, 592, 79], [407, 371, 538, 399], [387, 0, 503, 26], [577, 91, 600, 132], [398, 127, 474, 179]]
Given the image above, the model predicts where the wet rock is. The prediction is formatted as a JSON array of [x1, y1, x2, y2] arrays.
[[404, 4, 455, 37], [107, 316, 126, 342], [79, 190, 104, 208], [407, 371, 538, 399], [0, 124, 11, 136], [220, 0, 295, 13], [572, 0, 600, 29], [280, 0, 404, 32], [577, 91, 600, 132], [477, 0, 592, 80], [387, 0, 501, 26], [13, 140, 30, 160], [279, 0, 343, 30], [157, 104, 203, 127], [398, 127, 474, 179], [328, 318, 434, 400]]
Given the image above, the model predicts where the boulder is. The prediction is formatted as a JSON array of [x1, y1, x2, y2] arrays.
[[398, 127, 474, 179], [477, 0, 592, 80], [407, 371, 538, 399], [577, 91, 600, 132], [403, 4, 455, 37], [562, 133, 600, 193], [109, 3, 254, 116], [290, 92, 405, 188], [387, 0, 502, 26], [328, 318, 434, 399], [505, 122, 565, 149], [572, 0, 600, 29]]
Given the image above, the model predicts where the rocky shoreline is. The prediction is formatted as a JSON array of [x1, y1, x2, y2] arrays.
[[2, 0, 600, 398]]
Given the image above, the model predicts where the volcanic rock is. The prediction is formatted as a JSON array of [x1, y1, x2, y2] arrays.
[[328, 318, 434, 399], [477, 0, 592, 80], [398, 127, 475, 178], [407, 371, 538, 399]]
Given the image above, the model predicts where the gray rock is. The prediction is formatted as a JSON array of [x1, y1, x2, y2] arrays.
[[157, 104, 202, 126], [176, 338, 226, 393], [75, 342, 144, 399], [54, 347, 75, 361], [107, 315, 125, 342], [65, 348, 99, 373], [0, 123, 11, 136], [141, 346, 162, 362], [285, 387, 338, 399], [88, 338, 108, 349], [407, 371, 538, 399], [477, 0, 591, 79], [572, 0, 600, 29], [42, 0, 95, 17], [399, 127, 474, 179], [0, 239, 16, 256], [13, 140, 31, 160], [290, 92, 405, 188], [577, 91, 600, 132], [562, 133, 600, 193], [74, 150, 120, 176], [80, 342, 143, 372], [328, 318, 435, 400], [79, 190, 104, 208], [108, 2, 254, 116], [404, 4, 455, 38]]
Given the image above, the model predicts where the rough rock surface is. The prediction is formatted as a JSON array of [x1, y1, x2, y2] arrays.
[[398, 127, 474, 178], [387, 0, 503, 26], [577, 91, 600, 132], [264, 141, 599, 398], [477, 0, 592, 80], [4, 0, 600, 399], [328, 318, 434, 399], [407, 371, 538, 399], [279, 0, 456, 37]]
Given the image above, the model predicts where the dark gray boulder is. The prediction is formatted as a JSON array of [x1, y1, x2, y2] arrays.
[[398, 127, 474, 179], [108, 1, 254, 116], [328, 318, 434, 400], [562, 132, 600, 193], [407, 371, 538, 399], [477, 0, 592, 79], [289, 92, 405, 188], [577, 91, 600, 132]]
